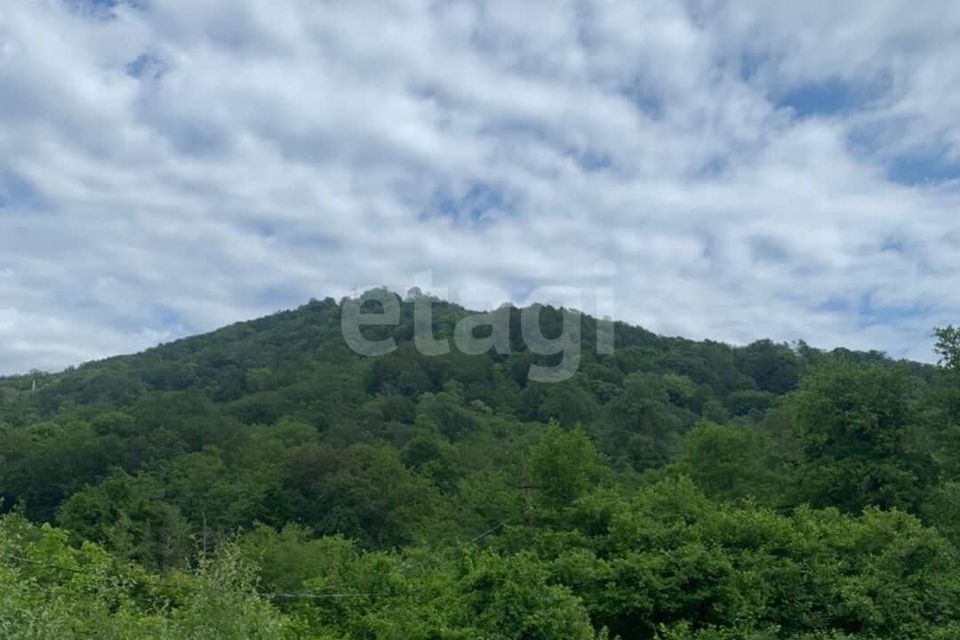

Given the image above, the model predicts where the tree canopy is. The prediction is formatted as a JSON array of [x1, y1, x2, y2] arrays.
[[1, 294, 959, 638]]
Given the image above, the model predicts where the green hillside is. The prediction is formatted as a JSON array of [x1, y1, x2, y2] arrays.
[[2, 294, 960, 638]]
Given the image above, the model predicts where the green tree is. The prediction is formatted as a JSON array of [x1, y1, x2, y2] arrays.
[[935, 325, 960, 375], [529, 422, 605, 510], [789, 363, 935, 513], [675, 420, 779, 502]]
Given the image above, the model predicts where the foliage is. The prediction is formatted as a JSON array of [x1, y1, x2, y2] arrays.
[[1, 294, 959, 637]]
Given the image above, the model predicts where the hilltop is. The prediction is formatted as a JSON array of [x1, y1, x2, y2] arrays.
[[2, 293, 959, 638]]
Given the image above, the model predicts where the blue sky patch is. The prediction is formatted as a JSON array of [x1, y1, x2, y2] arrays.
[[818, 293, 929, 329], [150, 305, 186, 332], [620, 79, 663, 118], [737, 52, 768, 82], [0, 172, 45, 212], [887, 153, 960, 186], [845, 124, 960, 186], [63, 0, 119, 20], [856, 292, 930, 328], [573, 149, 613, 172], [430, 183, 514, 224], [126, 53, 168, 81], [880, 235, 908, 253], [777, 76, 890, 118]]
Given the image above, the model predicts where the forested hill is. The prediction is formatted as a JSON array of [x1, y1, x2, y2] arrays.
[[0, 293, 915, 424], [3, 293, 960, 639]]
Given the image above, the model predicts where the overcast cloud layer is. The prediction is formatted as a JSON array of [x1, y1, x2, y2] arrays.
[[1, 0, 959, 373]]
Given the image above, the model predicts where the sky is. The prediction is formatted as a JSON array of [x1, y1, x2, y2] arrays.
[[1, 0, 960, 374]]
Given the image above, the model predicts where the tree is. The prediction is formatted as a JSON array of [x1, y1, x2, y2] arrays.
[[789, 363, 935, 513], [279, 443, 440, 548], [675, 420, 778, 502], [600, 373, 697, 470], [529, 423, 605, 510], [736, 340, 800, 394], [935, 325, 960, 375]]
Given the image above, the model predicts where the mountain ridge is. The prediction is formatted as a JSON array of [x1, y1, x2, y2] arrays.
[[0, 291, 923, 393]]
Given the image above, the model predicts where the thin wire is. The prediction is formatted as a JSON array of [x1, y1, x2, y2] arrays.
[[467, 520, 506, 545]]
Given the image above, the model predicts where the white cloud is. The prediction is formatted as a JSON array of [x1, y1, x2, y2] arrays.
[[0, 0, 959, 373]]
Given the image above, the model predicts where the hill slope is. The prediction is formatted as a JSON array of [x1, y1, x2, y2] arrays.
[[2, 293, 959, 638]]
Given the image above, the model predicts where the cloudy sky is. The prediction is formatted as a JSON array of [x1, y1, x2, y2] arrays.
[[1, 0, 959, 373]]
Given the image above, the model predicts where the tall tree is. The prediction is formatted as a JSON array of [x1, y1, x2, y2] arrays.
[[790, 362, 935, 513]]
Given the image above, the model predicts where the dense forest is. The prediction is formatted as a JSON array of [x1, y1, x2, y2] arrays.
[[3, 293, 960, 639]]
